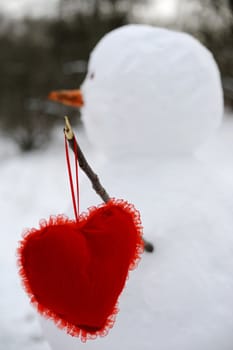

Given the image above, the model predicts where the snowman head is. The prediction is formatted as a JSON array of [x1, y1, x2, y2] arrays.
[[49, 25, 223, 157], [81, 25, 223, 157]]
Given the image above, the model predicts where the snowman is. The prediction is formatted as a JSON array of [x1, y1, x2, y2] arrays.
[[42, 25, 233, 350]]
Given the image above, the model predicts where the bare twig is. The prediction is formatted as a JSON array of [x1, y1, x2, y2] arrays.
[[64, 116, 110, 203], [64, 116, 154, 253]]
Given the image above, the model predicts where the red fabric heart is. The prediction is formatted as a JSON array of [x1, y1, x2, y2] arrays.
[[18, 199, 143, 342]]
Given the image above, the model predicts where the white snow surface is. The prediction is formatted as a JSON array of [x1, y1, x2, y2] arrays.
[[81, 25, 223, 157], [1, 113, 233, 350]]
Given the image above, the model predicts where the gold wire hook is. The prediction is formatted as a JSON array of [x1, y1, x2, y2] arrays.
[[64, 116, 74, 140]]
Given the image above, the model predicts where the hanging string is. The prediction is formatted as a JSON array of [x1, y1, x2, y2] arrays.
[[65, 135, 80, 221]]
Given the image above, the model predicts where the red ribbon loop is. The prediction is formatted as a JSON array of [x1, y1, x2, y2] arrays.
[[65, 136, 80, 221]]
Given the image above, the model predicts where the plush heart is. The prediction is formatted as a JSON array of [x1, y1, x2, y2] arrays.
[[18, 199, 143, 342]]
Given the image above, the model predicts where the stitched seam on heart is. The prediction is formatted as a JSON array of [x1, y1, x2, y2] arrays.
[[17, 199, 144, 342]]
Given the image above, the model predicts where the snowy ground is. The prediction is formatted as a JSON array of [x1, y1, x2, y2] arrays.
[[1, 110, 233, 350]]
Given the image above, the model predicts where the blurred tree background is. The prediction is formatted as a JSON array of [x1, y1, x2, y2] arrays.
[[0, 0, 232, 151]]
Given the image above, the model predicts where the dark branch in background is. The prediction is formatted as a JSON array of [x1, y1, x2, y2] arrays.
[[64, 116, 154, 253]]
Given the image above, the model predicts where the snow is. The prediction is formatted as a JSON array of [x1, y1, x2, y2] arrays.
[[2, 24, 233, 350], [1, 113, 233, 350], [81, 25, 223, 157]]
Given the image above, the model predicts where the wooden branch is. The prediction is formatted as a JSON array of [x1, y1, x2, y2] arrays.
[[64, 116, 110, 203], [64, 116, 154, 253]]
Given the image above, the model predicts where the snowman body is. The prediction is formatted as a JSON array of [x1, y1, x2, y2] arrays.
[[41, 156, 233, 350], [40, 25, 233, 350]]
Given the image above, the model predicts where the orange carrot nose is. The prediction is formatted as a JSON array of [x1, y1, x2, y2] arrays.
[[48, 89, 84, 108]]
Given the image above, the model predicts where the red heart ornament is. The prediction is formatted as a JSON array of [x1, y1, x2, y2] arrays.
[[18, 199, 143, 342]]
